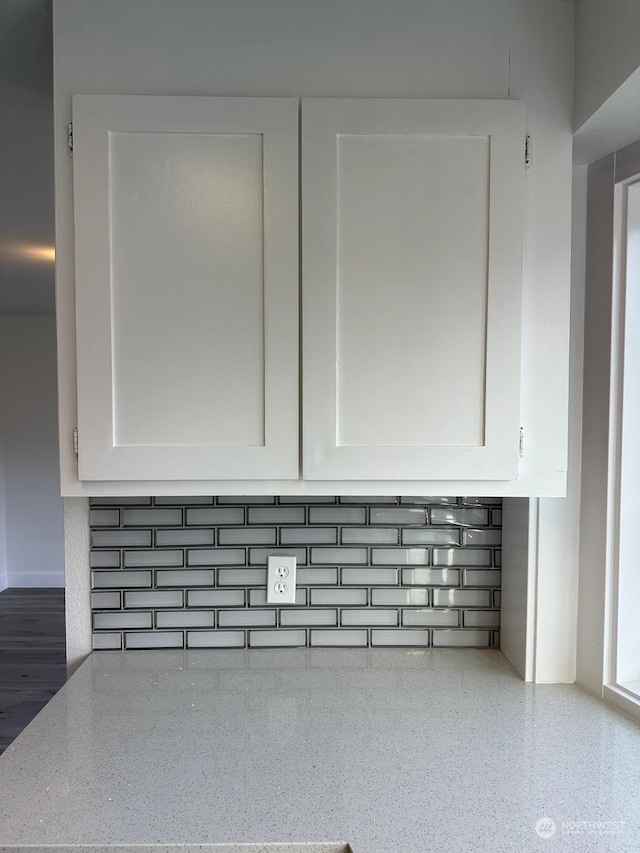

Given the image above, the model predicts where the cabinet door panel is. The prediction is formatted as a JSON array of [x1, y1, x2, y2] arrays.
[[73, 95, 298, 481], [303, 98, 524, 480]]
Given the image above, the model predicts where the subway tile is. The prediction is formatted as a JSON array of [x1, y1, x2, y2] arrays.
[[249, 547, 307, 565], [218, 527, 277, 545], [187, 589, 245, 607], [92, 633, 122, 650], [402, 528, 461, 546], [341, 568, 398, 586], [156, 610, 215, 628], [90, 495, 502, 653], [91, 551, 121, 568], [432, 548, 491, 567], [370, 507, 426, 525], [187, 630, 245, 648], [156, 569, 214, 587], [463, 610, 501, 628], [91, 497, 151, 506], [400, 496, 457, 505], [218, 495, 275, 504], [310, 629, 368, 647], [92, 570, 151, 589], [125, 631, 183, 649], [340, 496, 396, 503], [341, 609, 398, 627], [311, 588, 367, 606], [280, 609, 337, 627], [402, 608, 460, 627], [372, 548, 430, 565], [433, 589, 492, 608], [123, 508, 182, 526], [219, 610, 276, 628], [371, 629, 429, 647], [218, 568, 266, 586], [93, 529, 151, 548], [124, 590, 183, 608], [93, 611, 152, 630], [310, 548, 367, 565], [156, 529, 215, 547], [462, 569, 501, 587], [125, 549, 183, 567], [402, 568, 459, 587], [279, 496, 335, 503], [188, 548, 245, 566], [296, 568, 338, 585], [154, 496, 213, 505], [493, 590, 501, 608], [249, 588, 306, 606], [89, 509, 120, 526], [187, 507, 244, 525], [430, 507, 489, 526], [494, 550, 502, 567], [280, 527, 337, 545], [432, 629, 491, 648], [248, 507, 304, 524], [91, 530, 151, 548], [463, 528, 502, 546], [371, 588, 429, 606], [341, 528, 398, 545], [309, 507, 366, 524], [249, 630, 306, 647], [91, 591, 121, 609]]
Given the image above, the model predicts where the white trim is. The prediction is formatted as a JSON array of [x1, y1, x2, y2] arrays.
[[603, 684, 640, 723], [5, 573, 65, 588], [607, 174, 640, 692], [526, 498, 539, 682], [64, 497, 91, 675]]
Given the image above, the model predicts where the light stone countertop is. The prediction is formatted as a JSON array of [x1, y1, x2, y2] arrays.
[[0, 649, 639, 853]]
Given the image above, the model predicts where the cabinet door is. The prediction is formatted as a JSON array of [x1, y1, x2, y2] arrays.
[[72, 96, 298, 481], [302, 98, 524, 480]]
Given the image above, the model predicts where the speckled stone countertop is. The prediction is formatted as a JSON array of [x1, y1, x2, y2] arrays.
[[0, 649, 639, 853]]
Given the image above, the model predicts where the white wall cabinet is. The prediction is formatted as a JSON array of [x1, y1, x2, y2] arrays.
[[70, 94, 525, 487], [72, 95, 299, 481], [302, 99, 524, 480]]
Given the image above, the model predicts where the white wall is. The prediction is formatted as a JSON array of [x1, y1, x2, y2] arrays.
[[0, 0, 56, 313], [576, 154, 615, 695], [574, 0, 640, 131], [0, 315, 64, 587]]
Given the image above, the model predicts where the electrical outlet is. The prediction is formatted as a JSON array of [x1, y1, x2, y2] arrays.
[[267, 555, 297, 605]]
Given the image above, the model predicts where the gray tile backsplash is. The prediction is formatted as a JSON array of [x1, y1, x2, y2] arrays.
[[90, 496, 502, 650]]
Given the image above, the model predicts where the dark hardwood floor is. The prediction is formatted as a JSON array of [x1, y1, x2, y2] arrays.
[[0, 588, 66, 754]]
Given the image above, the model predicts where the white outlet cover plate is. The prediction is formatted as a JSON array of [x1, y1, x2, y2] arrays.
[[267, 555, 297, 605]]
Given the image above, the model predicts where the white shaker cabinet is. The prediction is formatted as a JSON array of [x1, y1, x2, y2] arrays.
[[69, 94, 525, 486], [72, 95, 299, 481], [302, 99, 525, 480]]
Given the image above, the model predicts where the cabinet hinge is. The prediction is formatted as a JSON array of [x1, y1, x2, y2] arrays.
[[524, 134, 532, 170], [73, 427, 79, 460], [519, 427, 525, 460], [67, 122, 73, 157]]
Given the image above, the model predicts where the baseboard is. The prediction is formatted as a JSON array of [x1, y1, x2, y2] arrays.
[[0, 571, 7, 592], [6, 572, 65, 588]]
